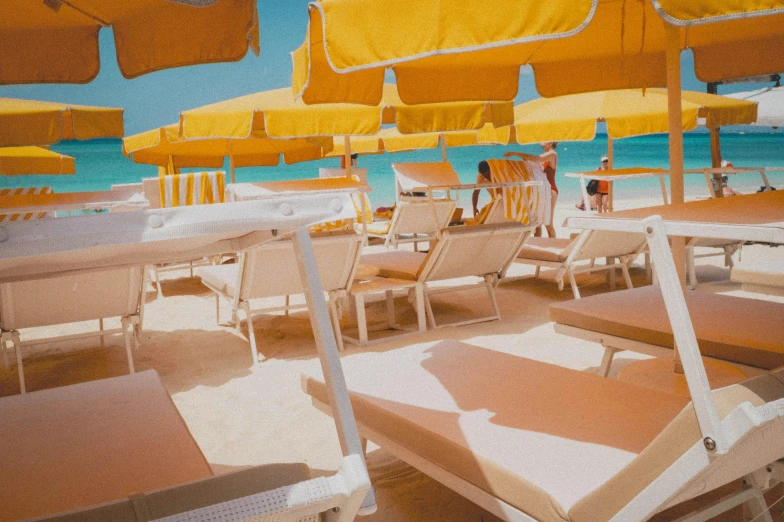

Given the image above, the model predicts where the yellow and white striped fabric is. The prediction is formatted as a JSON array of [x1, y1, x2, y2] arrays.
[[0, 186, 53, 222], [158, 171, 226, 208], [487, 159, 544, 227]]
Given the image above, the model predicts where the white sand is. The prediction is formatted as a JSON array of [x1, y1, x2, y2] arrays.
[[2, 197, 782, 521]]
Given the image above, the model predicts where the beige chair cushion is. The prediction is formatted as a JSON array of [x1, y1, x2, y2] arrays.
[[360, 251, 427, 281], [196, 263, 239, 298], [549, 286, 784, 370], [365, 220, 392, 235], [303, 341, 691, 522], [517, 237, 573, 262], [0, 371, 212, 521], [732, 261, 784, 288], [303, 341, 784, 522]]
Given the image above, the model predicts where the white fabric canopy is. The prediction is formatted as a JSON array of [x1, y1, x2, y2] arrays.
[[0, 193, 354, 281], [727, 86, 784, 127]]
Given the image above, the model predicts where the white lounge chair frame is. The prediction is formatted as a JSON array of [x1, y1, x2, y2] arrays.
[[565, 168, 669, 213], [200, 231, 363, 364], [0, 268, 146, 394], [510, 229, 647, 299], [560, 211, 784, 522], [685, 236, 743, 288], [0, 193, 377, 518], [685, 166, 778, 198]]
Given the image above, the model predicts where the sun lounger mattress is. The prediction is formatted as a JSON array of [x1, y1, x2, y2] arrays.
[[0, 371, 212, 521], [303, 341, 691, 522], [549, 286, 784, 370]]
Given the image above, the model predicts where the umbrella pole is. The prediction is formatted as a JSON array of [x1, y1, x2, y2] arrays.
[[709, 128, 724, 197], [607, 137, 614, 211], [228, 141, 236, 184], [441, 134, 448, 162], [344, 136, 369, 243], [666, 24, 687, 374]]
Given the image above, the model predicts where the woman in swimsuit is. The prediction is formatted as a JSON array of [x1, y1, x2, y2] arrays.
[[504, 142, 559, 238]]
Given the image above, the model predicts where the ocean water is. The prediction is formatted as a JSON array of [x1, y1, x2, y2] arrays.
[[3, 132, 783, 207]]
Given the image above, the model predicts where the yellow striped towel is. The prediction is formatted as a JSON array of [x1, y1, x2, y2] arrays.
[[158, 171, 226, 208], [487, 159, 548, 226], [0, 186, 54, 222]]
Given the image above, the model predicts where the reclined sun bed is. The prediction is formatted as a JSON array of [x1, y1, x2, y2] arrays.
[[197, 230, 363, 364], [304, 206, 784, 522], [4, 371, 370, 522], [510, 229, 647, 299], [549, 286, 784, 377], [0, 187, 376, 519], [357, 222, 530, 334]]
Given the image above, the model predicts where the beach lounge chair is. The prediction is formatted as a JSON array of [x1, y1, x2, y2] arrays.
[[0, 265, 144, 394], [197, 230, 363, 364], [142, 172, 226, 294], [303, 212, 784, 522], [461, 194, 506, 226], [0, 186, 54, 222], [6, 370, 371, 522], [731, 260, 784, 296], [0, 187, 376, 518], [549, 286, 784, 377], [510, 229, 647, 299], [357, 222, 530, 333], [685, 236, 743, 288]]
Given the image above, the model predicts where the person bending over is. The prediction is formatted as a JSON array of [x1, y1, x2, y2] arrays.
[[504, 142, 558, 238]]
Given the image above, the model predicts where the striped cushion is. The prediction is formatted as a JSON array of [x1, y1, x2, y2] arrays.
[[158, 171, 225, 208], [0, 186, 54, 222]]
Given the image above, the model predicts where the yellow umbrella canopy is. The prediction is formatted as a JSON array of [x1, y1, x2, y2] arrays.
[[123, 125, 334, 169], [0, 146, 75, 176], [179, 85, 513, 140], [327, 125, 510, 156], [0, 98, 124, 147], [293, 0, 784, 104], [511, 89, 758, 144], [0, 0, 259, 84]]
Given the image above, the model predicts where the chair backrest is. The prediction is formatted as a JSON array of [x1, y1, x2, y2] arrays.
[[390, 199, 456, 237], [319, 168, 373, 224], [0, 186, 54, 222], [238, 231, 362, 300], [146, 171, 226, 209], [565, 229, 647, 262], [417, 222, 530, 282], [0, 266, 144, 330], [470, 196, 507, 226], [392, 162, 461, 196]]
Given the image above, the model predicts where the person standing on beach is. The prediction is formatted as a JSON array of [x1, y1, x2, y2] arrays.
[[504, 142, 559, 238], [595, 155, 610, 213]]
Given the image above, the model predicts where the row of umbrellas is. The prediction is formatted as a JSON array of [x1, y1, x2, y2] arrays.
[[0, 85, 774, 176]]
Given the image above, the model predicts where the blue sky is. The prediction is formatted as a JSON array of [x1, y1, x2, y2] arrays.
[[0, 3, 749, 135]]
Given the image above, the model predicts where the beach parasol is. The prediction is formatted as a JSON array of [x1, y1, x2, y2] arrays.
[[726, 85, 784, 127], [0, 98, 124, 147], [123, 124, 333, 180], [0, 0, 259, 84], [0, 146, 75, 176]]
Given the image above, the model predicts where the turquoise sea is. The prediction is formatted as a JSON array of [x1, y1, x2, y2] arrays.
[[3, 132, 783, 207]]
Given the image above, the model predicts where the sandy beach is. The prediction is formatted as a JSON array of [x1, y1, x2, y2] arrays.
[[2, 197, 783, 521]]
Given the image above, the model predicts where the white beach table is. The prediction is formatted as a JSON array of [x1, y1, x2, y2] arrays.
[[565, 191, 784, 395], [0, 191, 376, 518], [685, 166, 783, 198], [0, 188, 148, 216], [227, 177, 371, 202], [565, 167, 669, 212]]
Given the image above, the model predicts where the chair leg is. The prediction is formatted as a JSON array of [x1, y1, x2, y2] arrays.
[[414, 284, 427, 333], [385, 290, 396, 329], [644, 252, 652, 283], [121, 317, 136, 374], [241, 302, 260, 365], [328, 298, 345, 352], [485, 275, 501, 320], [215, 294, 221, 324], [424, 287, 437, 328], [285, 295, 290, 316], [99, 318, 105, 348], [534, 265, 541, 279], [607, 257, 617, 290], [621, 260, 634, 290], [153, 266, 164, 298], [1, 336, 8, 369], [568, 269, 581, 299], [598, 347, 619, 377], [11, 333, 25, 394], [687, 246, 697, 289], [189, 261, 194, 278], [355, 294, 368, 346]]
